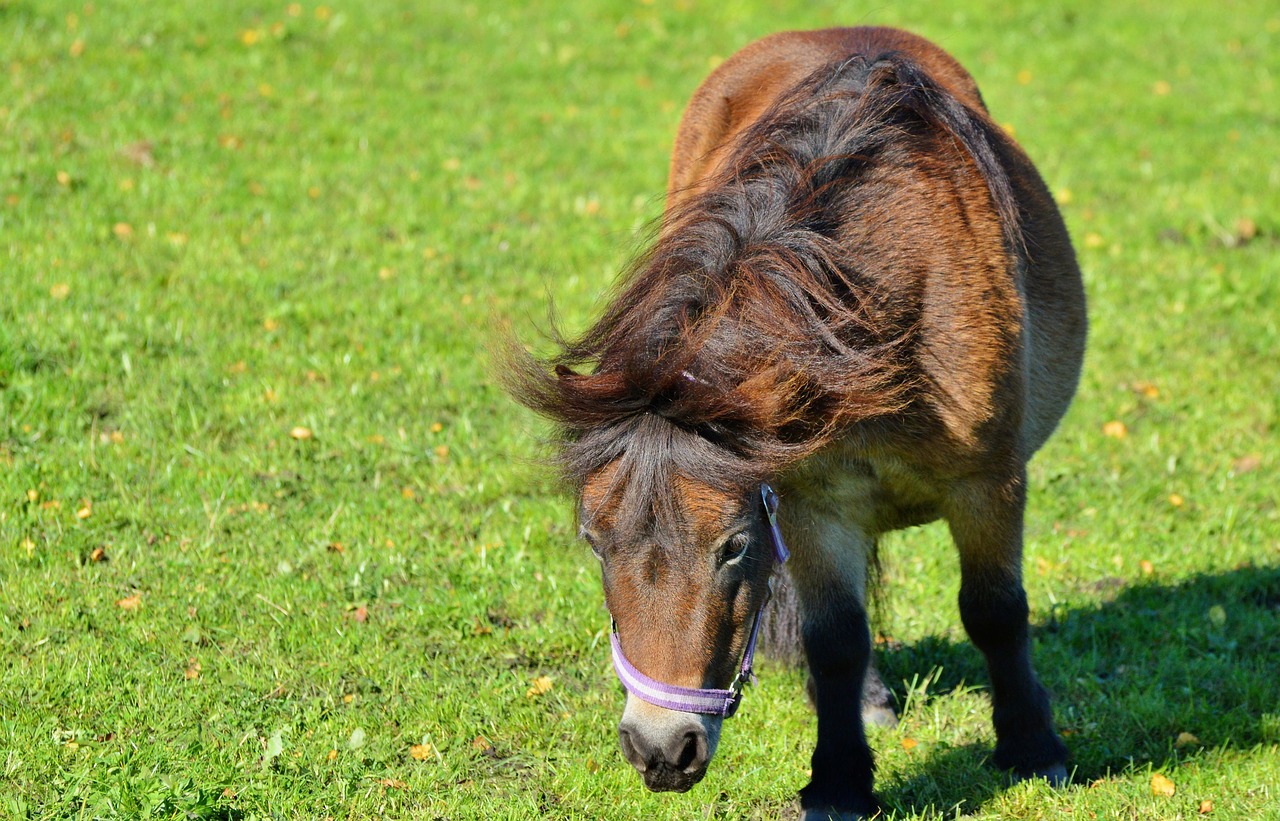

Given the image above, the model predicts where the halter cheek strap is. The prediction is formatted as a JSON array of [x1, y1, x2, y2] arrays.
[[608, 483, 790, 719]]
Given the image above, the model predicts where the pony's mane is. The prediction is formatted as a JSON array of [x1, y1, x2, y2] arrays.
[[505, 51, 1021, 508]]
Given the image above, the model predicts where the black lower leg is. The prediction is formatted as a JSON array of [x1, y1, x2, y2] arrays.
[[959, 578, 1067, 774], [798, 596, 880, 815]]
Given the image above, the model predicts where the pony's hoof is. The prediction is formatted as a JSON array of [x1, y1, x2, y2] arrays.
[[861, 704, 898, 729], [800, 809, 868, 821], [1012, 763, 1070, 788]]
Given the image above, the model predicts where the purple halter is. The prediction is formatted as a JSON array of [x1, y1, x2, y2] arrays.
[[609, 483, 791, 718]]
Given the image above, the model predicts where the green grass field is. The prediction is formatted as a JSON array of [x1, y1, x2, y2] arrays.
[[2, 0, 1278, 818]]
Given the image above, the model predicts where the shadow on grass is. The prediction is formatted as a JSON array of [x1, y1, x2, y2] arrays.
[[874, 564, 1280, 817]]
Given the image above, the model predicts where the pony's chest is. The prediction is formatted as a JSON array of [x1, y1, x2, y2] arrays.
[[781, 446, 943, 534]]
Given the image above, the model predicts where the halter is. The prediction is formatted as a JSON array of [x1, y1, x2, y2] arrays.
[[608, 483, 790, 718]]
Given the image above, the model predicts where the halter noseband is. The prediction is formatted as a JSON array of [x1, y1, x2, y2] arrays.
[[608, 483, 790, 719]]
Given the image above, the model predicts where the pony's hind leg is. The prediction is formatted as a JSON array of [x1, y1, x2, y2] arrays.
[[946, 470, 1069, 784]]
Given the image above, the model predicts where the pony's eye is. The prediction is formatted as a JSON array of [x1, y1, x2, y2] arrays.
[[718, 533, 750, 566], [582, 531, 604, 560]]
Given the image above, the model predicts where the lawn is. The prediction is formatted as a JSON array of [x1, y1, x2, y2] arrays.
[[2, 0, 1278, 819]]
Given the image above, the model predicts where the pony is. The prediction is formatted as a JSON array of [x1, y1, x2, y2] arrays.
[[505, 26, 1087, 820]]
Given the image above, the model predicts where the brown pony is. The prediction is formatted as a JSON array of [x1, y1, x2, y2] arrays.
[[506, 27, 1086, 820]]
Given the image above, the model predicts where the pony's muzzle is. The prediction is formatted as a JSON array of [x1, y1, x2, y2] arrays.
[[618, 697, 721, 792]]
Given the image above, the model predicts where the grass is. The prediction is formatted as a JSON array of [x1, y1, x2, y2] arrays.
[[1, 0, 1278, 818]]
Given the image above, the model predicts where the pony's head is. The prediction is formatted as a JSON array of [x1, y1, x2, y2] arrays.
[[574, 416, 784, 790]]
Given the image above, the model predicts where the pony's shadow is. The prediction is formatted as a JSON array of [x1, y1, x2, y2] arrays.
[[872, 564, 1280, 817]]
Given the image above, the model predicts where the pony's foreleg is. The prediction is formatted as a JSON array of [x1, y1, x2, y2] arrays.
[[947, 470, 1069, 784], [784, 512, 881, 819], [766, 568, 898, 728]]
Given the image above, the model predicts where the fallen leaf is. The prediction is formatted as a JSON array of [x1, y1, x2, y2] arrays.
[[434, 445, 449, 459], [89, 547, 107, 563], [240, 29, 260, 45], [1084, 232, 1105, 249], [430, 422, 444, 433], [526, 675, 554, 699], [50, 283, 71, 300], [76, 500, 92, 519], [1208, 605, 1226, 627], [1140, 560, 1154, 575], [1231, 454, 1262, 474], [69, 39, 85, 57], [471, 735, 493, 752], [1151, 772, 1176, 797], [1234, 218, 1257, 242], [121, 141, 155, 167], [1152, 80, 1172, 95], [185, 659, 202, 680], [1199, 799, 1214, 814], [326, 542, 345, 554], [1175, 731, 1201, 748], [900, 737, 919, 751], [327, 749, 338, 761], [409, 743, 432, 760], [379, 779, 406, 789], [117, 594, 142, 611], [290, 426, 313, 441], [1169, 493, 1185, 508], [1016, 69, 1033, 85], [56, 170, 71, 186], [265, 729, 284, 760], [1133, 380, 1160, 399], [112, 222, 133, 238], [351, 605, 368, 623], [348, 727, 366, 749], [1103, 420, 1128, 439]]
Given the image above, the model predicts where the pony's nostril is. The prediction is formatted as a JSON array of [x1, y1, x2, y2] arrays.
[[618, 727, 648, 773], [674, 730, 706, 773]]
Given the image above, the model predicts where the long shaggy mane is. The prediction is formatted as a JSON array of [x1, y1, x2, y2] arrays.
[[503, 51, 1021, 499]]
